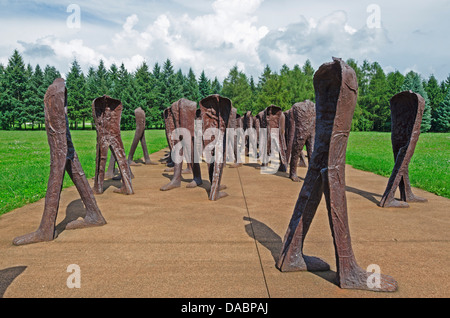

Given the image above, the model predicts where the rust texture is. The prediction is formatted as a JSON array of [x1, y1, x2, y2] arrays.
[[160, 98, 202, 191], [228, 107, 243, 168], [13, 78, 106, 246], [128, 107, 158, 166], [92, 95, 134, 195], [379, 91, 428, 208], [276, 58, 397, 292], [288, 100, 316, 182], [200, 94, 232, 201], [261, 105, 287, 171]]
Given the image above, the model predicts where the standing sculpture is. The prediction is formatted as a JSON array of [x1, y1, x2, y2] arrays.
[[200, 95, 232, 201], [160, 98, 202, 191], [13, 79, 106, 246], [276, 58, 397, 292], [228, 107, 243, 168], [378, 91, 428, 208], [261, 105, 288, 172], [128, 107, 158, 166], [243, 111, 255, 157], [162, 106, 176, 168], [92, 95, 134, 195], [288, 100, 316, 182]]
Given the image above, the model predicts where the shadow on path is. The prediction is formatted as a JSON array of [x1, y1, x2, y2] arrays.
[[0, 266, 27, 298], [243, 216, 338, 287]]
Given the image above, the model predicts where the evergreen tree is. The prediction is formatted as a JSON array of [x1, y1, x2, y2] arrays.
[[22, 64, 45, 129], [424, 74, 445, 131], [0, 64, 5, 129], [255, 65, 285, 112], [210, 77, 222, 95], [222, 65, 252, 114], [434, 90, 450, 132], [2, 50, 27, 129], [65, 59, 86, 129], [161, 59, 182, 110], [198, 70, 211, 100], [401, 71, 432, 132], [183, 68, 200, 102], [96, 59, 109, 96], [363, 62, 390, 131]]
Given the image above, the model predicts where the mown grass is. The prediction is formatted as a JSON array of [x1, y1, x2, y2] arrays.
[[0, 131, 448, 216], [0, 130, 168, 215], [347, 132, 450, 199]]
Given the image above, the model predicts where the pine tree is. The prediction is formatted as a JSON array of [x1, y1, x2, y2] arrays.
[[363, 62, 390, 131], [402, 71, 432, 132], [22, 64, 45, 129], [222, 65, 252, 114], [210, 77, 222, 95], [424, 74, 445, 131], [2, 50, 27, 129], [434, 90, 450, 132], [182, 68, 200, 101], [198, 70, 211, 100], [66, 59, 86, 129]]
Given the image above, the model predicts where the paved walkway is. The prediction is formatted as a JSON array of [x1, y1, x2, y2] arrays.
[[0, 148, 449, 298]]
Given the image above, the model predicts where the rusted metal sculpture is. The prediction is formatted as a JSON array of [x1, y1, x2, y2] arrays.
[[228, 107, 243, 168], [379, 91, 428, 208], [243, 111, 255, 157], [200, 95, 232, 201], [277, 58, 397, 292], [162, 106, 175, 168], [254, 110, 265, 156], [261, 105, 288, 171], [288, 100, 316, 182], [92, 95, 134, 195], [160, 98, 202, 191], [13, 79, 106, 246], [128, 107, 158, 166]]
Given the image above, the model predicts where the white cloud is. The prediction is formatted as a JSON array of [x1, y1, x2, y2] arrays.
[[257, 10, 391, 72]]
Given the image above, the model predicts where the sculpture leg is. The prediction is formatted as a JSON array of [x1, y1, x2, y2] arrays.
[[141, 133, 158, 165], [289, 137, 307, 182], [160, 156, 182, 191], [105, 153, 116, 180], [93, 142, 109, 194], [110, 144, 134, 195], [127, 129, 143, 166], [323, 166, 397, 291], [378, 146, 410, 208], [276, 167, 330, 271], [400, 172, 428, 203], [65, 153, 107, 230], [186, 138, 203, 188], [208, 161, 228, 201], [13, 132, 67, 245]]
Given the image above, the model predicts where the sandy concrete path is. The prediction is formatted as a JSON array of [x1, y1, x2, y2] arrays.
[[0, 148, 449, 298]]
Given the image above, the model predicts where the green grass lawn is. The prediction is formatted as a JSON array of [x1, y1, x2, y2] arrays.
[[347, 132, 450, 199], [0, 130, 448, 216], [0, 129, 168, 215]]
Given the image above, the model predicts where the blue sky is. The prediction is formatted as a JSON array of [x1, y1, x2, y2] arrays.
[[0, 0, 449, 82]]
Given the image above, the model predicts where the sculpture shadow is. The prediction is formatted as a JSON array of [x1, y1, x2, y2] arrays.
[[101, 178, 125, 192], [243, 216, 338, 287], [0, 266, 27, 298], [345, 185, 382, 206], [243, 216, 282, 263], [55, 199, 86, 236]]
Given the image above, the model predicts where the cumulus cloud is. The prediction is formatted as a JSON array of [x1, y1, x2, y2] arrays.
[[257, 10, 391, 71]]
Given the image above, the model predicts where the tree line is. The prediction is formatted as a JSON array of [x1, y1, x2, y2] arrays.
[[1, 49, 449, 132]]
